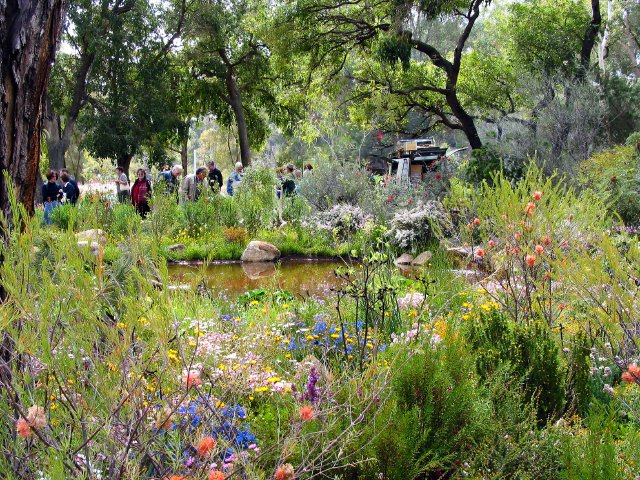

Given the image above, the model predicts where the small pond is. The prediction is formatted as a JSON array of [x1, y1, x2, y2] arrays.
[[167, 259, 486, 299], [167, 259, 348, 298]]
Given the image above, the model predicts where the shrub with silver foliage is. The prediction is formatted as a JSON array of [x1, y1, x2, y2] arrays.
[[388, 201, 451, 249], [298, 159, 371, 211], [309, 203, 372, 241]]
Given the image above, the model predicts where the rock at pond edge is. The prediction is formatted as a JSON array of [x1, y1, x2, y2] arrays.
[[412, 251, 433, 266], [241, 241, 281, 262], [394, 253, 414, 265]]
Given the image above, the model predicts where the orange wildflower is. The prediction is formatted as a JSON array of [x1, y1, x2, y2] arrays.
[[208, 471, 225, 480], [623, 364, 640, 383], [542, 235, 552, 246], [275, 464, 295, 480], [535, 244, 544, 255], [475, 248, 485, 257], [525, 202, 536, 216], [526, 254, 536, 267], [532, 191, 543, 201], [514, 232, 522, 242], [182, 370, 202, 388], [473, 217, 481, 226], [16, 418, 31, 438], [197, 436, 216, 456], [300, 404, 315, 421], [488, 240, 495, 248], [16, 405, 47, 438]]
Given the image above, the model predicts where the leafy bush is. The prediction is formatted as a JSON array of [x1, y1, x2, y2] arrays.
[[360, 176, 430, 223], [298, 158, 371, 210], [182, 197, 220, 238], [387, 200, 451, 250], [281, 195, 311, 224], [235, 167, 278, 232], [560, 403, 626, 479], [109, 203, 141, 237], [465, 305, 565, 423], [77, 194, 114, 231], [49, 203, 78, 230], [580, 135, 640, 225], [353, 337, 487, 478], [308, 203, 372, 242], [461, 144, 523, 185], [223, 226, 249, 244], [146, 192, 183, 241]]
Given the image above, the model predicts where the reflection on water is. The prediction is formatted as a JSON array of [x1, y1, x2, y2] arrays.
[[167, 260, 348, 298], [167, 260, 484, 299]]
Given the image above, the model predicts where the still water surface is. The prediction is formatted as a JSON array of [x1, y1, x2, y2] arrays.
[[167, 260, 347, 298]]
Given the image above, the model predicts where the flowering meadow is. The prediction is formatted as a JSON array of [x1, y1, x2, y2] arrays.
[[5, 161, 640, 479]]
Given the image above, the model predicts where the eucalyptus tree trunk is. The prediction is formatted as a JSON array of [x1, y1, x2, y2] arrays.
[[0, 0, 67, 447], [1, 0, 67, 219], [181, 135, 188, 174], [225, 68, 251, 167], [44, 95, 66, 171], [117, 154, 133, 178]]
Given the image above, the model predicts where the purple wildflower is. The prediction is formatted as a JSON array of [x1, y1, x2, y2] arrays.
[[300, 367, 320, 403]]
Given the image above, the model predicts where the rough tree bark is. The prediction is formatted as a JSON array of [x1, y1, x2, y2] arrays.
[[44, 95, 65, 170], [181, 136, 188, 174], [1, 0, 67, 219], [218, 48, 251, 167], [622, 8, 640, 79], [0, 0, 67, 457], [579, 0, 602, 78], [226, 69, 251, 167]]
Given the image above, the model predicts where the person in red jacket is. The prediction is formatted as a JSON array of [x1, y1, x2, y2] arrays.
[[131, 169, 152, 217]]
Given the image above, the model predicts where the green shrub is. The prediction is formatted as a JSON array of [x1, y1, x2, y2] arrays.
[[235, 167, 278, 232], [580, 135, 640, 225], [464, 369, 563, 479], [461, 144, 523, 185], [566, 332, 593, 417], [298, 157, 371, 210], [465, 306, 565, 423], [50, 203, 78, 230], [560, 403, 624, 479], [146, 192, 183, 241], [182, 197, 219, 238], [281, 195, 311, 224], [109, 203, 141, 237], [351, 338, 487, 479]]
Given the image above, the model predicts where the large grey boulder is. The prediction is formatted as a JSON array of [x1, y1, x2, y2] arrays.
[[412, 251, 433, 266], [394, 253, 414, 266], [241, 241, 281, 262]]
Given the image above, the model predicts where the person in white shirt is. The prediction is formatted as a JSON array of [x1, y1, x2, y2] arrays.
[[115, 167, 130, 203]]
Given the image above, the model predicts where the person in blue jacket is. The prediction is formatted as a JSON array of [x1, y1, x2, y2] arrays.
[[227, 162, 244, 196]]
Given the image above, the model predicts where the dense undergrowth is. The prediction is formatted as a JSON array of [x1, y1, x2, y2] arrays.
[[5, 153, 640, 478]]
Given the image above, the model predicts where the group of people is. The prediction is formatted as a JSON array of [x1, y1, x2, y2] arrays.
[[116, 161, 235, 217], [120, 161, 313, 217], [41, 160, 314, 224], [42, 168, 81, 224]]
